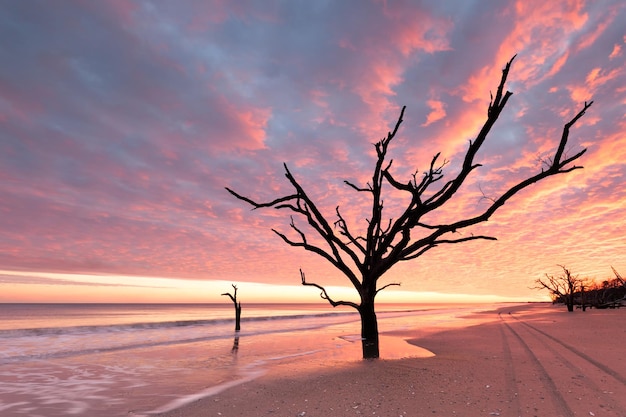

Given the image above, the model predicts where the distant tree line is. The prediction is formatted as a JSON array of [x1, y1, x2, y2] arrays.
[[534, 266, 626, 312]]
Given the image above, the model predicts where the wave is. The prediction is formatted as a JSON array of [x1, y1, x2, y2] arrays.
[[0, 306, 443, 366], [0, 309, 361, 339], [0, 311, 363, 365]]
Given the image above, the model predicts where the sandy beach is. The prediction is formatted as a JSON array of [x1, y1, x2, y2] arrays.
[[156, 303, 626, 417]]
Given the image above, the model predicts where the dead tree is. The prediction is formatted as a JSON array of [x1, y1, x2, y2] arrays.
[[533, 265, 582, 312], [222, 284, 242, 331], [611, 266, 625, 287], [573, 268, 625, 309], [226, 56, 592, 358], [597, 267, 626, 308]]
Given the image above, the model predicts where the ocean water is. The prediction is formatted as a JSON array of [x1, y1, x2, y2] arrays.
[[0, 303, 499, 416]]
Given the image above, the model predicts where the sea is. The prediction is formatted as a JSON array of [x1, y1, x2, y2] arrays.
[[0, 302, 503, 416]]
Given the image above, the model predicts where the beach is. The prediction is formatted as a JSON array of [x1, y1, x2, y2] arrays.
[[156, 303, 626, 417], [2, 302, 625, 416], [0, 302, 490, 416]]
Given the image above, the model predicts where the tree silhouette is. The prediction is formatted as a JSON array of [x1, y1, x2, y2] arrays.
[[221, 284, 242, 331], [571, 267, 625, 309], [534, 265, 585, 312], [227, 56, 592, 358]]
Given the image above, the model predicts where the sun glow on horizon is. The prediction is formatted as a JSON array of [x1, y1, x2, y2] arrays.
[[0, 270, 547, 304]]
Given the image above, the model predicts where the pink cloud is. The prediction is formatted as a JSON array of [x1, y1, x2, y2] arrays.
[[567, 66, 622, 102], [322, 3, 453, 142], [458, 0, 592, 104], [572, 5, 620, 53], [609, 43, 622, 59], [421, 99, 447, 127], [378, 2, 452, 55], [544, 50, 570, 79], [232, 106, 271, 150]]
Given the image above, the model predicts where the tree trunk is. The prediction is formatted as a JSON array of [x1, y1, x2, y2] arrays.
[[359, 301, 379, 359], [235, 302, 241, 331]]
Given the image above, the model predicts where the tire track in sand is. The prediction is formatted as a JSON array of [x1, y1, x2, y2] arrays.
[[497, 319, 522, 415], [499, 312, 573, 416], [511, 313, 626, 386], [499, 310, 626, 417]]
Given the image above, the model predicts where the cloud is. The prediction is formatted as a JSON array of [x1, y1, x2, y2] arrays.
[[421, 99, 447, 126], [609, 43, 623, 59], [1, 0, 625, 302]]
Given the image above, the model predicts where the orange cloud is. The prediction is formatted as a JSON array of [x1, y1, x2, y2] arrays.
[[581, 128, 626, 175], [573, 6, 619, 53], [392, 18, 452, 56], [422, 99, 447, 126], [544, 50, 570, 79], [609, 44, 622, 60], [456, 0, 591, 104], [567, 66, 622, 102]]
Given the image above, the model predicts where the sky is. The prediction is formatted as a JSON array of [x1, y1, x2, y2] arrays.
[[1, 0, 625, 304]]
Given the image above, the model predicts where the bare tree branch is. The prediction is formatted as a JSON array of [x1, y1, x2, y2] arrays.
[[271, 220, 363, 292], [611, 266, 625, 287], [221, 283, 238, 303], [554, 101, 593, 165], [376, 282, 401, 294], [334, 206, 367, 254], [300, 269, 359, 309], [344, 180, 372, 193], [225, 187, 298, 210]]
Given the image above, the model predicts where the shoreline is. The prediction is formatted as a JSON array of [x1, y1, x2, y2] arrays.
[[155, 303, 626, 417], [1, 302, 497, 417]]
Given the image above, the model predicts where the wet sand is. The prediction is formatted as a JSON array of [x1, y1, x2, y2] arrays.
[[156, 303, 626, 417]]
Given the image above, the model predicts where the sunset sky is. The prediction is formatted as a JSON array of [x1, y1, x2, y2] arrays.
[[1, 1, 625, 304]]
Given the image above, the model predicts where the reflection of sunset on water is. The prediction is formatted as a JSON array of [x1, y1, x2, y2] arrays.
[[1, 1, 625, 303]]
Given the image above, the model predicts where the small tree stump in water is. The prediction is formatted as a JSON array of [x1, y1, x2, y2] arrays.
[[222, 284, 242, 331]]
